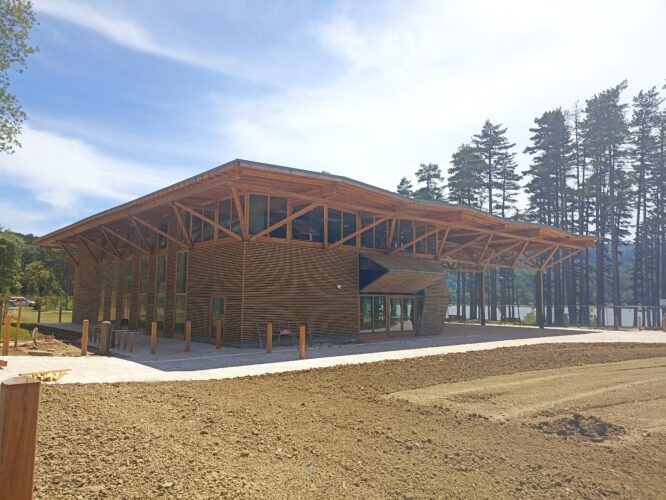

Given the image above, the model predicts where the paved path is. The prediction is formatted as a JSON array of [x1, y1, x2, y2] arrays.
[[1, 325, 664, 384]]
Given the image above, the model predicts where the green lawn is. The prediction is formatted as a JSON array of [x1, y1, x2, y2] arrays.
[[4, 307, 72, 324]]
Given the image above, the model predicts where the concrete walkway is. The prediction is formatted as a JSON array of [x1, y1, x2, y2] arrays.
[[1, 325, 664, 384]]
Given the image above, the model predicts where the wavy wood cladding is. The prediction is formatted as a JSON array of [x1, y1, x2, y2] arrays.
[[420, 280, 449, 335], [72, 255, 98, 324]]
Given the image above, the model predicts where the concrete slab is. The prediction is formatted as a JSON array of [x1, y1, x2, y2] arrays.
[[1, 325, 664, 385]]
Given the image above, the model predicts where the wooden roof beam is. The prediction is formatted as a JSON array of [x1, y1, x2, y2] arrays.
[[442, 234, 487, 259], [99, 228, 121, 258], [171, 205, 193, 247], [436, 227, 451, 260], [544, 248, 583, 269], [101, 225, 150, 255], [231, 187, 248, 240], [131, 216, 185, 249], [174, 202, 241, 241], [391, 226, 441, 255], [329, 216, 391, 250], [76, 236, 100, 262], [130, 218, 153, 254], [58, 242, 80, 266], [251, 201, 321, 240], [79, 234, 116, 259]]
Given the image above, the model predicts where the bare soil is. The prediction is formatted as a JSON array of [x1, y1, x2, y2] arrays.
[[8, 338, 81, 357], [35, 343, 666, 499]]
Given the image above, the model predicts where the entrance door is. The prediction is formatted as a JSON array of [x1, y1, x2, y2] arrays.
[[210, 297, 225, 343]]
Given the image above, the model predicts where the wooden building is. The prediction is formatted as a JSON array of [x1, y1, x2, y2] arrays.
[[37, 159, 595, 345]]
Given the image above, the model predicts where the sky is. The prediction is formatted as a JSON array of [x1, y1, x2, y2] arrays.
[[1, 0, 665, 236]]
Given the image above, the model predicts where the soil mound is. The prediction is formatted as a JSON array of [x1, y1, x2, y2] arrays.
[[533, 413, 625, 442]]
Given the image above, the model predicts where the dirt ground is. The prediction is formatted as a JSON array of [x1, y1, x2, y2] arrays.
[[7, 338, 81, 356], [35, 343, 666, 499]]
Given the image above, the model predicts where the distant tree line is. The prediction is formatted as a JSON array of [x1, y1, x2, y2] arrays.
[[0, 227, 73, 298], [397, 81, 666, 328]]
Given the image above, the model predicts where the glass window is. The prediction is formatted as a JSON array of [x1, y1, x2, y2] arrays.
[[390, 298, 402, 331], [328, 209, 342, 243], [191, 213, 203, 243], [158, 221, 168, 249], [403, 298, 414, 331], [218, 199, 231, 238], [179, 212, 191, 243], [360, 296, 373, 333], [360, 216, 374, 248], [139, 255, 149, 293], [202, 208, 215, 241], [176, 251, 187, 293], [230, 196, 244, 236], [268, 197, 288, 238], [249, 194, 268, 235], [373, 296, 386, 332], [426, 230, 437, 255], [343, 212, 357, 246], [156, 254, 167, 294], [399, 220, 413, 253], [292, 204, 324, 242], [415, 225, 426, 254], [175, 294, 186, 334], [374, 219, 388, 249], [155, 294, 165, 331]]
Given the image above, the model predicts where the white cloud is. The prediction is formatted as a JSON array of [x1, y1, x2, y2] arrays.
[[33, 0, 242, 76], [0, 126, 182, 224], [218, 0, 666, 194]]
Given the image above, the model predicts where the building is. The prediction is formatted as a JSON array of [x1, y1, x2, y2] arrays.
[[36, 159, 595, 345]]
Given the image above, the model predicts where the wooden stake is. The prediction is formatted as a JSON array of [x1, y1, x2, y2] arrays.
[[185, 320, 191, 352], [58, 306, 63, 323], [100, 321, 111, 355], [266, 323, 272, 353], [81, 319, 89, 356], [150, 321, 157, 354], [36, 304, 41, 324], [0, 376, 41, 500], [215, 319, 222, 349], [2, 317, 10, 356], [14, 305, 22, 348], [299, 325, 305, 359]]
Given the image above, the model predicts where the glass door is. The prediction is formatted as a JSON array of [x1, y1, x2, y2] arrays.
[[389, 298, 402, 331], [210, 297, 225, 342]]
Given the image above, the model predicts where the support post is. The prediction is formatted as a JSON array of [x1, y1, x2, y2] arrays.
[[538, 268, 545, 329], [100, 321, 111, 355], [36, 304, 41, 324], [299, 325, 305, 359], [150, 321, 157, 354], [638, 315, 643, 331], [14, 305, 22, 348], [0, 376, 41, 500], [266, 323, 272, 353], [185, 320, 191, 352], [479, 272, 486, 326], [2, 317, 10, 356], [58, 306, 63, 323], [663, 313, 666, 333], [81, 319, 89, 356], [215, 319, 222, 349]]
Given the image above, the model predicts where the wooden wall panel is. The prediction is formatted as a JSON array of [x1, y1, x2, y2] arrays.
[[241, 241, 359, 344], [419, 276, 449, 335]]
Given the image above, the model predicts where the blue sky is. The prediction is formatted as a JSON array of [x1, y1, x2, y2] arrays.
[[1, 0, 665, 235]]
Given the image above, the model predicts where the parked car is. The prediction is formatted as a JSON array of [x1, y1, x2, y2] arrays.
[[7, 297, 36, 307]]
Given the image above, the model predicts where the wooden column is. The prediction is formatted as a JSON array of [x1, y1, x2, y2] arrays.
[[14, 306, 22, 348], [100, 321, 111, 355], [36, 304, 41, 324], [2, 317, 11, 356], [215, 319, 222, 349], [266, 323, 272, 353], [299, 325, 305, 359], [0, 376, 41, 500], [81, 320, 89, 356], [150, 321, 157, 354], [185, 320, 191, 352]]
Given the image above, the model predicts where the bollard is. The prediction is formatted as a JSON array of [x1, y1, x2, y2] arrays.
[[266, 323, 272, 353], [100, 321, 111, 355], [215, 319, 223, 349], [0, 376, 41, 500], [2, 317, 10, 356], [299, 325, 305, 359], [185, 320, 191, 352], [58, 306, 63, 323], [14, 305, 22, 348], [151, 321, 157, 354], [81, 319, 89, 356]]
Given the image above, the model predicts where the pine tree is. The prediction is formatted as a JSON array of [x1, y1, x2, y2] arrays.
[[414, 163, 444, 200], [396, 176, 414, 197]]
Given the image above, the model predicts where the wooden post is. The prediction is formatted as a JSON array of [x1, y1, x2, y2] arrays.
[[185, 320, 191, 352], [81, 319, 89, 356], [638, 315, 643, 331], [299, 325, 305, 359], [2, 317, 10, 356], [14, 305, 22, 348], [0, 376, 41, 500], [215, 319, 222, 349], [266, 323, 273, 353], [100, 321, 111, 355], [58, 306, 63, 323], [662, 313, 666, 333], [150, 321, 157, 354], [538, 268, 545, 329], [36, 304, 41, 324]]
